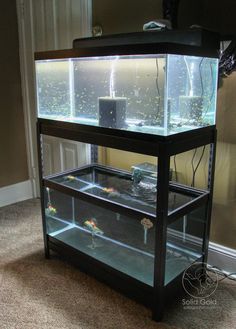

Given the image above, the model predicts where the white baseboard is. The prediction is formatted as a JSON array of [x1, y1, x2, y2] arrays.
[[208, 242, 236, 274], [0, 180, 33, 208], [168, 228, 236, 274]]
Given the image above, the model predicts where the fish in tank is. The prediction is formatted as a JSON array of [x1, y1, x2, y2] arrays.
[[35, 53, 218, 136]]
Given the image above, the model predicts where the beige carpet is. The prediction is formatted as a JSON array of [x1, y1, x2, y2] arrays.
[[0, 199, 235, 329]]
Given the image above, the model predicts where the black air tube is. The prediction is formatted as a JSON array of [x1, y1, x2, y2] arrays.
[[162, 0, 180, 28]]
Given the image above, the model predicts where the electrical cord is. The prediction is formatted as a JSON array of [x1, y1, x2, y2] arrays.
[[155, 58, 160, 97], [183, 56, 192, 94], [191, 148, 197, 186], [199, 57, 204, 98], [207, 265, 236, 282], [162, 0, 180, 29], [173, 155, 178, 182], [165, 250, 236, 283], [191, 146, 206, 187], [173, 145, 205, 187]]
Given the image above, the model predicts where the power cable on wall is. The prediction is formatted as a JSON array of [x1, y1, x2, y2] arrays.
[[191, 146, 206, 187]]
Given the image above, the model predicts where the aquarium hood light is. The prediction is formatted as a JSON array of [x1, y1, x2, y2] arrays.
[[72, 30, 220, 61]]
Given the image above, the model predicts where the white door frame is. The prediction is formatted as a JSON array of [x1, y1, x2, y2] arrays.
[[17, 0, 38, 197], [16, 0, 92, 197]]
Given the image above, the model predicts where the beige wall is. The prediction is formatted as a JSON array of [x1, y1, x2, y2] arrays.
[[179, 0, 236, 249], [0, 1, 28, 188], [93, 0, 236, 249], [93, 0, 236, 35], [211, 75, 236, 249]]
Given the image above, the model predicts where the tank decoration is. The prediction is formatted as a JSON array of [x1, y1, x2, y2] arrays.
[[131, 165, 157, 203], [84, 218, 103, 249], [132, 169, 143, 184], [102, 187, 120, 197], [45, 188, 57, 216], [99, 96, 126, 129], [84, 218, 104, 235], [141, 218, 153, 245], [45, 204, 57, 216]]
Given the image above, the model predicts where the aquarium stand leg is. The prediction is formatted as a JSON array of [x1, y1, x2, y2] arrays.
[[44, 239, 51, 259], [152, 303, 164, 322], [45, 250, 50, 259]]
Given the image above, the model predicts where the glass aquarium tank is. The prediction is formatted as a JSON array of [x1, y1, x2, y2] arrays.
[[44, 187, 206, 286], [36, 54, 218, 135]]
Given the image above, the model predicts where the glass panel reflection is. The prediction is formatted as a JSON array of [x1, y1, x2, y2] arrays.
[[165, 206, 206, 285], [44, 188, 155, 286]]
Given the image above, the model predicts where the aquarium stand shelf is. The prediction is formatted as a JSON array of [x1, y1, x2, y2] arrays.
[[43, 163, 208, 221], [38, 118, 216, 157], [36, 32, 219, 321], [37, 119, 217, 321]]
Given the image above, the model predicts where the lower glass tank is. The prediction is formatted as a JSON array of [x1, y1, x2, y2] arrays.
[[44, 186, 205, 286]]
